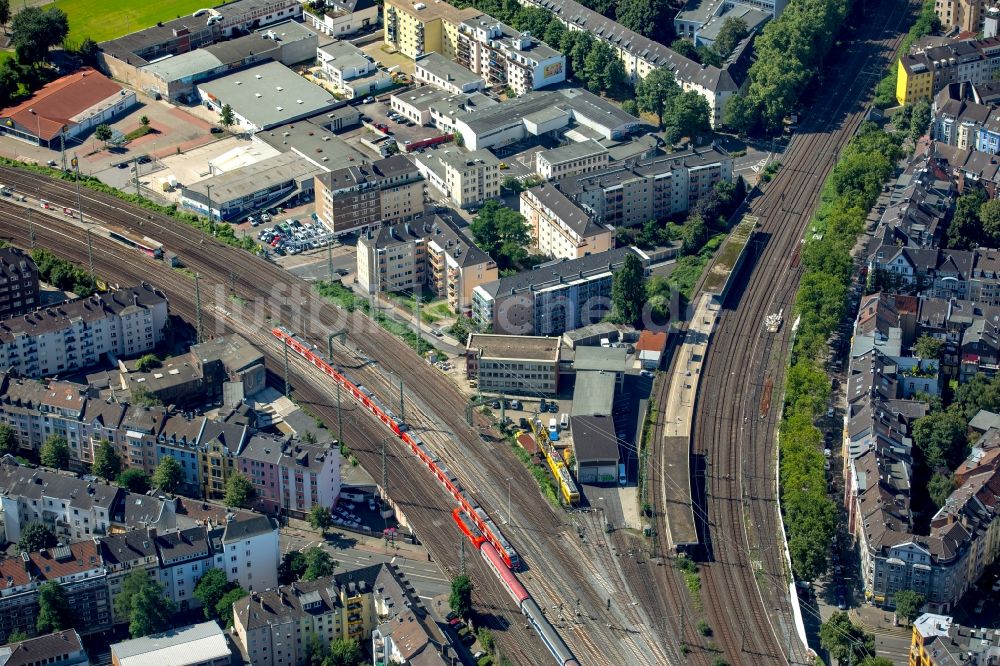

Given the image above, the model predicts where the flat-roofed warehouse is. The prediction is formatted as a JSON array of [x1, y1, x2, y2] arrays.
[[572, 413, 620, 484], [465, 333, 561, 396], [181, 151, 325, 220], [197, 61, 340, 132]]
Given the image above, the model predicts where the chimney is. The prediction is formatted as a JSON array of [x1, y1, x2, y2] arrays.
[[147, 526, 157, 541]]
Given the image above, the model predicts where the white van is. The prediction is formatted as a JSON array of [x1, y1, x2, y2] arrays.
[[560, 413, 569, 430], [548, 418, 558, 434]]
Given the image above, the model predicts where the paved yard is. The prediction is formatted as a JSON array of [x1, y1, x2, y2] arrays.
[[362, 42, 414, 75]]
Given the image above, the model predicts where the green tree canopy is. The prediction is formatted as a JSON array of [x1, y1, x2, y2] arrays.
[[980, 198, 1000, 244], [469, 200, 531, 271], [914, 334, 944, 360], [40, 435, 70, 470], [18, 521, 56, 553], [193, 569, 231, 621], [279, 551, 308, 584], [665, 90, 711, 140], [303, 547, 337, 581], [913, 410, 969, 470], [324, 638, 364, 666], [615, 0, 668, 39], [114, 570, 175, 638], [928, 472, 956, 509], [36, 581, 72, 634], [670, 39, 699, 62], [92, 440, 122, 480], [224, 471, 255, 508], [152, 456, 183, 493], [0, 0, 10, 35], [0, 422, 16, 455], [134, 353, 161, 372], [819, 612, 875, 665], [893, 589, 925, 624], [450, 574, 473, 619], [116, 468, 151, 494], [635, 67, 679, 127], [220, 103, 235, 129], [713, 16, 748, 57], [610, 253, 644, 325], [216, 586, 247, 628], [858, 658, 895, 666], [94, 124, 113, 145], [309, 505, 333, 534], [948, 188, 986, 250], [10, 6, 68, 64]]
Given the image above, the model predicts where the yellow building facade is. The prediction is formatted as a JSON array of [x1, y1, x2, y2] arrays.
[[383, 0, 479, 60], [897, 55, 934, 105]]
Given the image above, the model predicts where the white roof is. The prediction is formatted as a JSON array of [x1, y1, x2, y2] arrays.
[[111, 621, 230, 666]]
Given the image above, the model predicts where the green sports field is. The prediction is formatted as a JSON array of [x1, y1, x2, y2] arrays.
[[53, 0, 232, 45]]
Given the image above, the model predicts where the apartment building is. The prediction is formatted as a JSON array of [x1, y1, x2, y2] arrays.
[[0, 461, 177, 544], [535, 139, 609, 180], [456, 15, 566, 94], [314, 154, 423, 236], [558, 146, 734, 227], [520, 183, 614, 260], [414, 148, 500, 209], [199, 418, 250, 500], [868, 244, 1000, 307], [0, 283, 169, 378], [237, 434, 340, 516], [383, 0, 481, 60], [0, 249, 38, 321], [932, 85, 993, 149], [316, 41, 391, 99], [99, 530, 160, 621], [414, 52, 485, 94], [465, 334, 561, 396], [357, 213, 497, 313], [0, 541, 111, 643], [935, 0, 990, 33], [910, 613, 1000, 665], [304, 0, 379, 38], [0, 629, 90, 666], [896, 37, 1000, 105], [472, 247, 647, 335]]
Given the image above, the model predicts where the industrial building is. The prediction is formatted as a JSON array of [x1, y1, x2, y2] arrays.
[[111, 622, 230, 666], [0, 68, 136, 147], [136, 21, 318, 101], [181, 151, 325, 220], [465, 334, 561, 396], [414, 52, 486, 94], [534, 139, 609, 180], [197, 61, 340, 132], [571, 414, 620, 484]]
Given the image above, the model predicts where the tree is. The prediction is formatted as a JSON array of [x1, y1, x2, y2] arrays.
[[858, 658, 895, 666], [680, 214, 708, 254], [909, 99, 932, 143], [94, 124, 113, 148], [194, 569, 231, 620], [616, 0, 667, 39], [0, 0, 10, 36], [665, 90, 711, 140], [670, 39, 699, 62], [224, 471, 255, 508], [635, 67, 679, 127], [948, 188, 986, 249], [130, 386, 163, 407], [914, 334, 944, 360], [279, 551, 308, 584], [114, 570, 175, 638], [913, 410, 968, 470], [325, 638, 364, 666], [893, 589, 925, 625], [216, 587, 247, 628], [303, 546, 336, 581], [928, 472, 956, 509], [36, 581, 72, 634], [819, 612, 875, 665], [980, 199, 1000, 244], [713, 17, 748, 57], [92, 440, 122, 480], [449, 574, 473, 619], [622, 99, 639, 116], [219, 103, 235, 129], [0, 422, 15, 455], [18, 521, 56, 553], [10, 6, 68, 64], [469, 200, 531, 271], [309, 505, 333, 534], [40, 436, 70, 470], [139, 115, 150, 128], [152, 456, 183, 493], [134, 353, 161, 372], [77, 37, 99, 66], [5, 630, 28, 643], [302, 431, 318, 444], [610, 253, 644, 325], [117, 468, 151, 494]]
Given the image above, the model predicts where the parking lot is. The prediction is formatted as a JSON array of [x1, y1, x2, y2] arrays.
[[256, 217, 341, 258], [354, 98, 445, 147]]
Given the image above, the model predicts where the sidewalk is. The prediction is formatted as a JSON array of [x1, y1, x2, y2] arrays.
[[284, 516, 433, 561], [849, 605, 910, 637]]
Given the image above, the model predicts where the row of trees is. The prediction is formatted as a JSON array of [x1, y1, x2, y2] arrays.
[[631, 68, 711, 139], [30, 249, 97, 297], [781, 124, 903, 582], [725, 0, 850, 134]]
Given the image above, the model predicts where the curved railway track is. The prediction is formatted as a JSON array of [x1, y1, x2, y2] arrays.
[[669, 0, 918, 663], [0, 184, 665, 663]]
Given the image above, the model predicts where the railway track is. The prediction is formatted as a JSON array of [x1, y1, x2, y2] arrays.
[[676, 0, 918, 663], [0, 181, 666, 663]]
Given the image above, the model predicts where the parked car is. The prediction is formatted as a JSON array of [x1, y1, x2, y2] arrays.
[[210, 127, 223, 133], [836, 592, 847, 610], [363, 96, 375, 103], [510, 400, 521, 410], [491, 401, 501, 409]]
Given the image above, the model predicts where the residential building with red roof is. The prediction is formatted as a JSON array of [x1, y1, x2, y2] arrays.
[[636, 330, 668, 369]]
